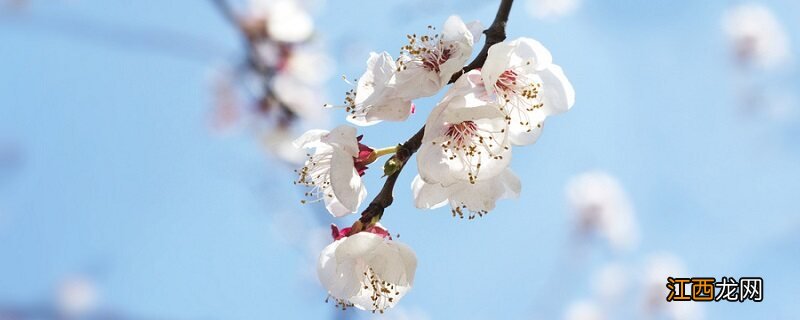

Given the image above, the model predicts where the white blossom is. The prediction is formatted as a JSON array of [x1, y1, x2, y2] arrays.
[[482, 37, 575, 145], [591, 262, 629, 304], [416, 70, 510, 186], [294, 125, 368, 217], [722, 3, 790, 70], [412, 169, 520, 219], [318, 226, 417, 313], [642, 253, 704, 320], [566, 171, 638, 252], [395, 16, 483, 99], [526, 0, 581, 20], [338, 51, 414, 126], [55, 276, 98, 318]]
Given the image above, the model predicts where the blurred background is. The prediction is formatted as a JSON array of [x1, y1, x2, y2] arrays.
[[1, 0, 799, 319]]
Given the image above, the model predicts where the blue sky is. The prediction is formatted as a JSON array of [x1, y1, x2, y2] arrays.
[[1, 0, 799, 319]]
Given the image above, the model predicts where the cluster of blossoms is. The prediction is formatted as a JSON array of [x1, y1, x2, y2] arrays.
[[212, 0, 333, 164], [294, 7, 575, 313], [560, 174, 703, 320]]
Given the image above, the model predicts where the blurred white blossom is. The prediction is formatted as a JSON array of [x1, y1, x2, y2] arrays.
[[250, 0, 314, 42], [566, 171, 639, 252], [591, 262, 629, 304], [722, 3, 791, 70], [642, 253, 704, 320], [55, 275, 98, 318]]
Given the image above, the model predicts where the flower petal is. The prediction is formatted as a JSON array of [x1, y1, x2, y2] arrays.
[[411, 175, 449, 209], [328, 148, 366, 216], [322, 125, 360, 156], [539, 64, 575, 116], [293, 129, 329, 149]]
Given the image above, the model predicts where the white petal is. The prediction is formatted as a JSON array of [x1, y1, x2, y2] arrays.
[[442, 15, 470, 43], [465, 20, 485, 44], [335, 232, 383, 259], [394, 64, 442, 99], [415, 139, 454, 184], [317, 240, 360, 299], [355, 52, 396, 104], [411, 175, 449, 209], [507, 112, 546, 146], [510, 37, 554, 70], [293, 129, 328, 149], [348, 97, 413, 126], [394, 241, 418, 284], [498, 169, 522, 199], [539, 64, 575, 115], [482, 42, 515, 94], [448, 169, 520, 212], [445, 104, 505, 124], [328, 149, 366, 215], [322, 125, 359, 156]]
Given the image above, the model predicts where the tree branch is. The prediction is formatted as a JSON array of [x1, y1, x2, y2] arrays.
[[348, 0, 514, 234], [349, 126, 425, 233]]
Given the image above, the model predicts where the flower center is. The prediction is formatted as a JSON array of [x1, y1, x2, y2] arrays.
[[399, 26, 456, 74], [495, 69, 518, 92], [352, 135, 373, 176], [295, 153, 333, 204], [444, 121, 478, 147], [421, 48, 452, 73], [494, 67, 545, 132], [362, 267, 401, 313], [440, 121, 507, 184]]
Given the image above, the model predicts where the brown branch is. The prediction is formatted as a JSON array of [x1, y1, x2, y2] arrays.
[[349, 126, 425, 231], [348, 0, 514, 234]]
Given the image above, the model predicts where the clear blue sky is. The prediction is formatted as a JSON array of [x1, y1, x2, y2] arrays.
[[1, 0, 799, 319]]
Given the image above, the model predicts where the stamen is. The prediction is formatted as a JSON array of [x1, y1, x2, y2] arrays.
[[399, 26, 455, 73], [441, 121, 505, 184], [494, 68, 545, 132], [295, 152, 334, 204]]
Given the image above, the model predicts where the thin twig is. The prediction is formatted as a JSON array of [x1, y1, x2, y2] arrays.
[[349, 0, 515, 233]]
